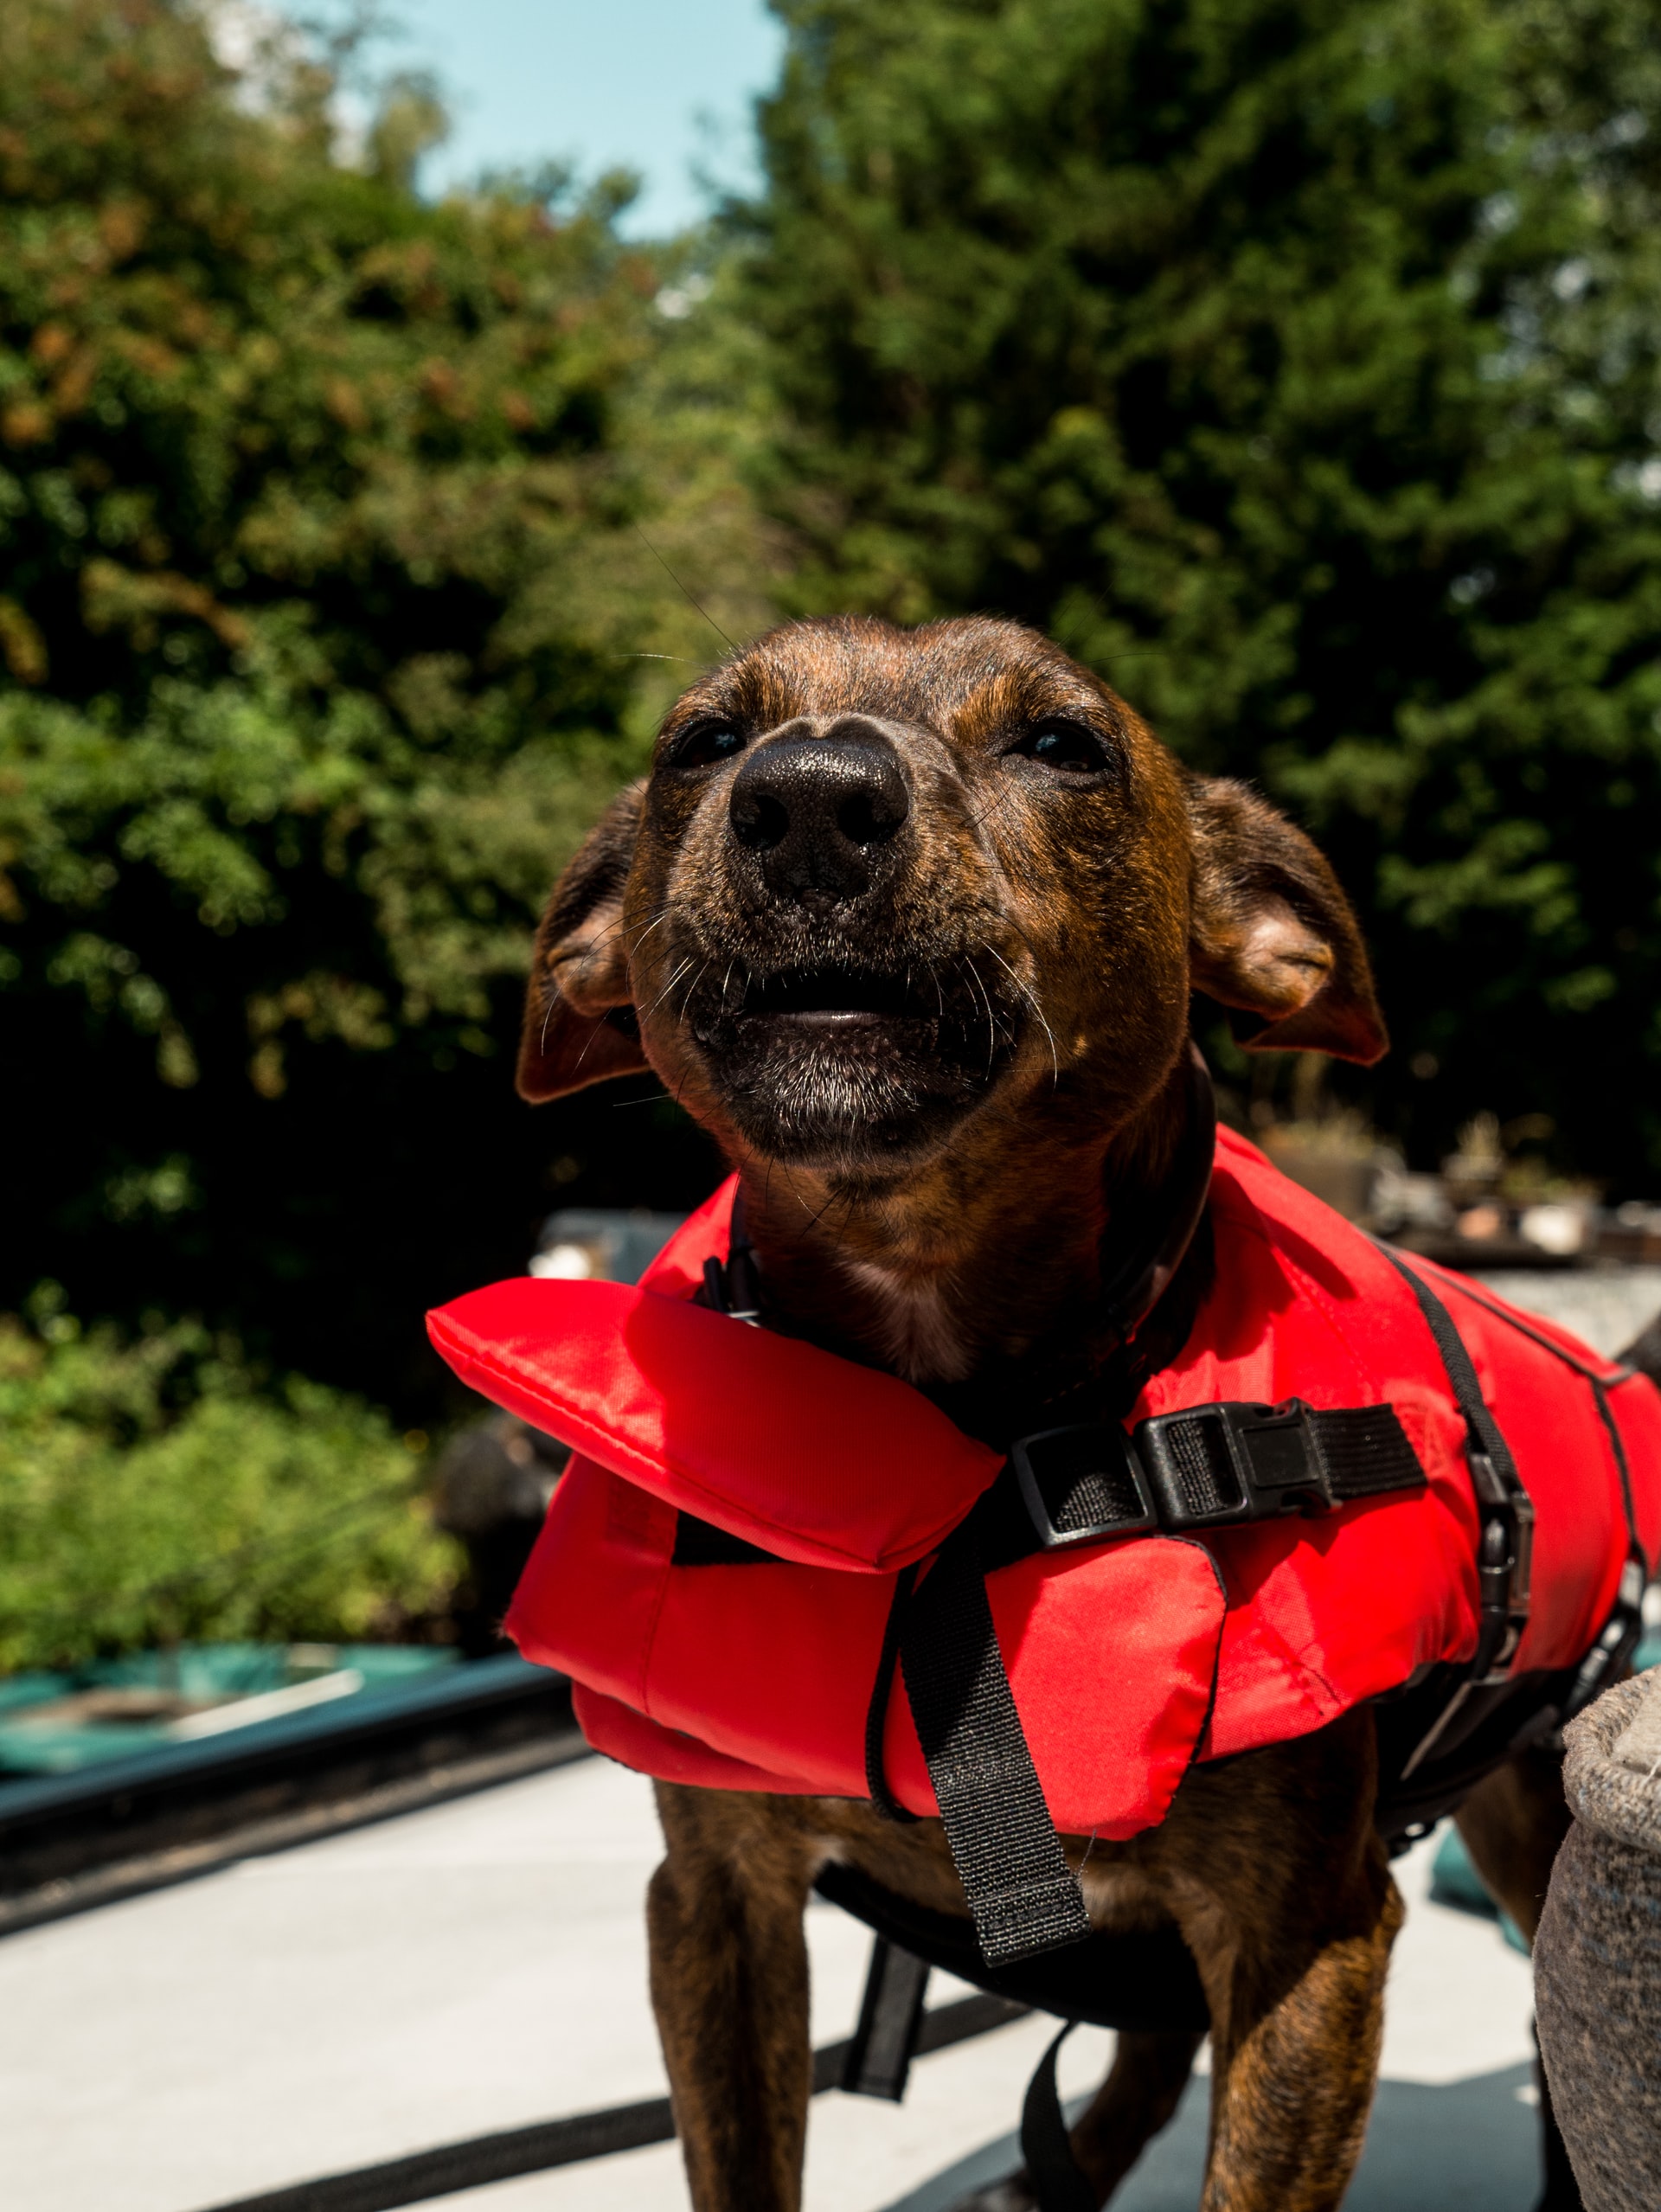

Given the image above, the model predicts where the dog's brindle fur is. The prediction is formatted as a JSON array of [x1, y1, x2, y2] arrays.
[[516, 617, 1576, 2211]]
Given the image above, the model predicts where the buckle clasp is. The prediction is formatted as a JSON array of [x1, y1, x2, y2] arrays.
[[1138, 1399, 1335, 1531]]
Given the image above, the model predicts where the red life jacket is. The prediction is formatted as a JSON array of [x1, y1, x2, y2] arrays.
[[429, 1130, 1661, 1856]]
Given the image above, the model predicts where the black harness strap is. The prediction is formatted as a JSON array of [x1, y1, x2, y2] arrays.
[[1376, 1248, 1534, 1692], [865, 1563, 920, 1824], [882, 1394, 1427, 1973], [1019, 2022, 1096, 2212], [1373, 1246, 1654, 1782], [1011, 1399, 1424, 1548], [899, 1518, 1094, 1968]]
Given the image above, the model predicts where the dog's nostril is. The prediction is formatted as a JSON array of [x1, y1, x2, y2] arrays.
[[731, 789, 789, 852], [837, 786, 904, 847]]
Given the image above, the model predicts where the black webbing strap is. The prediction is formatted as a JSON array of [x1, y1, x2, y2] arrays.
[[1376, 1248, 1533, 1684], [863, 1397, 1427, 1970], [865, 1564, 920, 1824], [899, 1514, 1093, 1969], [1019, 2022, 1095, 2212], [677, 1401, 1423, 1574], [1009, 1397, 1424, 1550]]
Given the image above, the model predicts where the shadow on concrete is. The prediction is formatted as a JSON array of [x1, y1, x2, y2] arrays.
[[883, 2061, 1540, 2212]]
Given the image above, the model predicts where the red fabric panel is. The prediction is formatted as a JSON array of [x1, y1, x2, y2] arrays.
[[574, 1683, 812, 1796], [635, 1176, 737, 1300], [429, 1277, 1002, 1573], [980, 1537, 1227, 1837], [646, 1556, 897, 1798], [571, 1527, 1227, 1838], [504, 1455, 675, 1709], [1157, 1145, 1484, 1758]]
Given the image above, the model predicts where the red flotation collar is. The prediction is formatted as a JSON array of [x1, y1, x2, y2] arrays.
[[429, 1127, 1661, 1956]]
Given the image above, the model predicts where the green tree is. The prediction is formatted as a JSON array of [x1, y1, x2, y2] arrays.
[[0, 0, 738, 1407], [746, 0, 1661, 1183]]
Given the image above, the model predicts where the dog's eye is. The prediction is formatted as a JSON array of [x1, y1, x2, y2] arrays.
[[670, 721, 745, 769], [1013, 720, 1112, 774]]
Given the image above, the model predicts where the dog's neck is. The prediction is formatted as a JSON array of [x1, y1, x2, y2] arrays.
[[732, 1052, 1196, 1406]]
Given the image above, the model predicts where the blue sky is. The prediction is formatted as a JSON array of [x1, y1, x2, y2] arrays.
[[314, 0, 788, 235]]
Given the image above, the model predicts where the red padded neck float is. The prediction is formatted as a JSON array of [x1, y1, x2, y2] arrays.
[[429, 1125, 1661, 1964]]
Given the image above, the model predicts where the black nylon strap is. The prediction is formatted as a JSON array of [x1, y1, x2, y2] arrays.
[[1376, 1247, 1534, 1696], [1376, 1253, 1523, 1497], [1307, 1406, 1429, 1497], [679, 1401, 1423, 1573], [1012, 1399, 1424, 1551], [900, 1523, 1093, 1968], [1019, 2021, 1095, 2212], [865, 1564, 920, 1824]]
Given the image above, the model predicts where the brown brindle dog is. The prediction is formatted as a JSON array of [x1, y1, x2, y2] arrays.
[[515, 616, 1575, 2212]]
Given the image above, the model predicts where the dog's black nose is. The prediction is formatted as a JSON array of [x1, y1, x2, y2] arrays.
[[728, 722, 909, 900]]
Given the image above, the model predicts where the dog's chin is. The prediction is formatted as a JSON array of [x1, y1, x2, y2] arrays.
[[683, 963, 1021, 1175]]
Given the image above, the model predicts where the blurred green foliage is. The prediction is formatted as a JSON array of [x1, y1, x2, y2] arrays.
[[0, 1290, 459, 1672], [747, 0, 1661, 1179]]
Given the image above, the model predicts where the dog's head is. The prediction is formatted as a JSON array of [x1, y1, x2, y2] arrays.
[[517, 617, 1383, 1177]]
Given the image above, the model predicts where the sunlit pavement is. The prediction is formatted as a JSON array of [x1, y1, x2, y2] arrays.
[[0, 1753, 1538, 2212]]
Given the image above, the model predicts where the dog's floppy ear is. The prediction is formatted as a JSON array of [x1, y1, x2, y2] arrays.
[[1186, 776, 1388, 1065], [516, 781, 650, 1102]]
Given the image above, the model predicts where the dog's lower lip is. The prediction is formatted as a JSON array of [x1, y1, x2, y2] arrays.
[[736, 967, 923, 1020]]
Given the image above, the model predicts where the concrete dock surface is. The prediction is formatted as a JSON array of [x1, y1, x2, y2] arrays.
[[0, 1752, 1540, 2212]]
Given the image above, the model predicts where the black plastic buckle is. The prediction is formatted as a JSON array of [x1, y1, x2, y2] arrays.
[[1137, 1399, 1335, 1531], [1465, 1442, 1535, 1680], [1009, 1423, 1158, 1550], [1564, 1555, 1646, 1719]]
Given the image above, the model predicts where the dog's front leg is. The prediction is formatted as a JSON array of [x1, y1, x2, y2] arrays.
[[1168, 1722, 1403, 2212], [1195, 1882, 1401, 2212], [648, 1780, 816, 2212]]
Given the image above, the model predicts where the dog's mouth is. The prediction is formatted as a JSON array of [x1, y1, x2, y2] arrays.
[[683, 954, 1017, 1048], [672, 948, 1025, 1167], [734, 966, 934, 1024]]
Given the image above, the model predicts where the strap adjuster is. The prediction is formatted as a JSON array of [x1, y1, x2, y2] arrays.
[[1138, 1398, 1336, 1530], [1010, 1423, 1158, 1549], [1467, 1446, 1536, 1679], [1007, 1398, 1425, 1555]]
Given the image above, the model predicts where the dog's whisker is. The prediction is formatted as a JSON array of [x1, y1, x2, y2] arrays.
[[625, 907, 672, 956], [986, 946, 1060, 1086], [643, 957, 695, 1022], [964, 954, 998, 1075], [678, 959, 711, 1023]]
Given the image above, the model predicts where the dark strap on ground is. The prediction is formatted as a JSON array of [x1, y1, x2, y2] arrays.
[[187, 1986, 1025, 2212], [840, 1935, 932, 2100]]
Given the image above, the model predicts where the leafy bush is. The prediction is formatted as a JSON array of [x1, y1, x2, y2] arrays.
[[0, 1292, 460, 1672]]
